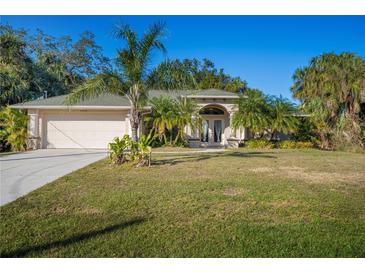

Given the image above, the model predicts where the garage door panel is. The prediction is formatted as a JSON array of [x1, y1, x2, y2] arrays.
[[45, 112, 126, 149]]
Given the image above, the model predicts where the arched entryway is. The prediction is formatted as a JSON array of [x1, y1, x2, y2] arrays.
[[199, 104, 229, 146]]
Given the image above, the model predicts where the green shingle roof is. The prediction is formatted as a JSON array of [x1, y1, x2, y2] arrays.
[[149, 89, 239, 98], [12, 94, 130, 108], [11, 89, 239, 109], [187, 89, 240, 97]]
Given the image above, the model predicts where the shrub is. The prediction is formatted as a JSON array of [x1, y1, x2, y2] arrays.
[[244, 139, 275, 149], [296, 141, 315, 149], [108, 135, 132, 164], [277, 140, 297, 149], [0, 106, 28, 152], [109, 131, 157, 167], [130, 131, 156, 167], [244, 139, 314, 149], [277, 140, 314, 149]]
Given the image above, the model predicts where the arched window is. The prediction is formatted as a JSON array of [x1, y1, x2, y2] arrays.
[[199, 106, 225, 115]]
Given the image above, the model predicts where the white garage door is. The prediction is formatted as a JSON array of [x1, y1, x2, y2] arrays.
[[44, 112, 127, 149]]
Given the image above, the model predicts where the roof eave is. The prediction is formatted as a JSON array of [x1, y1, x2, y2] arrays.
[[186, 95, 241, 99], [10, 105, 138, 110]]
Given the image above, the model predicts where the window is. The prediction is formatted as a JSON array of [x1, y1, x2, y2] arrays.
[[199, 106, 225, 115]]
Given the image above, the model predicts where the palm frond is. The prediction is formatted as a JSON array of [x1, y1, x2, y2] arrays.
[[65, 72, 125, 105], [138, 21, 166, 78]]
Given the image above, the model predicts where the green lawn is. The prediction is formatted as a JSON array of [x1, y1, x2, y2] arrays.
[[1, 149, 365, 257]]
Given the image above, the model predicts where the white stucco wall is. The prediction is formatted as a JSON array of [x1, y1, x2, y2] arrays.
[[27, 109, 130, 149]]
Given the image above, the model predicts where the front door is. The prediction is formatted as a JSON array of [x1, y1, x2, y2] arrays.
[[201, 120, 209, 143], [213, 120, 222, 143], [201, 118, 223, 145]]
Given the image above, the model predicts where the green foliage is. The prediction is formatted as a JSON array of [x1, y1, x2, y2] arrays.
[[147, 96, 201, 146], [174, 96, 202, 144], [244, 139, 314, 149], [232, 89, 270, 137], [291, 52, 365, 150], [148, 58, 247, 92], [291, 117, 318, 142], [146, 59, 198, 90], [276, 140, 297, 149], [268, 95, 299, 139], [0, 24, 110, 105], [244, 139, 275, 149], [0, 27, 34, 105], [67, 22, 167, 141], [108, 132, 157, 167], [233, 89, 298, 140], [148, 96, 176, 143], [130, 130, 156, 167], [277, 140, 314, 149], [108, 135, 132, 164], [0, 106, 28, 151]]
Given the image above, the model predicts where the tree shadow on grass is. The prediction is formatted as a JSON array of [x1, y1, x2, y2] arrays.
[[1, 218, 145, 258], [152, 151, 276, 166]]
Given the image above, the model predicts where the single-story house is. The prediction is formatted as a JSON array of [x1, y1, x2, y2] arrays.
[[12, 89, 251, 149]]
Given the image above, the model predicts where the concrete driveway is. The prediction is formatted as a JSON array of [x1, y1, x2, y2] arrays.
[[0, 149, 107, 206]]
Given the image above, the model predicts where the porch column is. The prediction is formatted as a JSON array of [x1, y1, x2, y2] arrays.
[[27, 110, 40, 149], [28, 110, 39, 137], [190, 115, 198, 138], [229, 111, 236, 138], [125, 113, 132, 136]]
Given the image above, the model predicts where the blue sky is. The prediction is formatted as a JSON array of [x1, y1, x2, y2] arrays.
[[1, 16, 364, 100]]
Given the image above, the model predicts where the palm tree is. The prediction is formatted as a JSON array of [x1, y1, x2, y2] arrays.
[[66, 22, 166, 141], [148, 96, 175, 144], [231, 89, 270, 138], [291, 52, 365, 148], [174, 96, 202, 144], [303, 97, 333, 149], [0, 29, 33, 105], [269, 96, 299, 140]]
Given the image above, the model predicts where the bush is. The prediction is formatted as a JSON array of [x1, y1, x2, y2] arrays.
[[277, 140, 314, 149], [244, 139, 315, 149], [108, 135, 132, 164], [108, 131, 156, 167], [244, 139, 275, 149], [130, 131, 156, 167], [277, 140, 297, 149], [296, 141, 315, 149], [0, 107, 28, 152]]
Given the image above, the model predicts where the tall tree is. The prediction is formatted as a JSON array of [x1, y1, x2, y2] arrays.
[[148, 58, 247, 92], [0, 25, 34, 105], [304, 97, 333, 148], [147, 96, 202, 145], [268, 96, 299, 140], [292, 53, 365, 118], [66, 22, 167, 141], [174, 96, 202, 144], [148, 96, 176, 143], [231, 89, 271, 138], [30, 29, 111, 97], [0, 24, 111, 105], [291, 53, 365, 148]]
